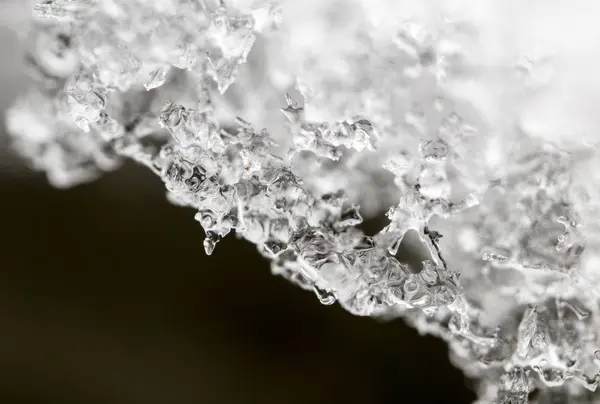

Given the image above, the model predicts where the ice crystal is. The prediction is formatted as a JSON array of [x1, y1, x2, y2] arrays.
[[7, 0, 600, 402]]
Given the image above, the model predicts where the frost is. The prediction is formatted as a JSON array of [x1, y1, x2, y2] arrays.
[[7, 0, 600, 402]]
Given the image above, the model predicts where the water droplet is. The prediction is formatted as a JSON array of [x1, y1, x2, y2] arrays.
[[403, 279, 419, 295], [435, 285, 456, 305], [204, 232, 219, 256], [420, 261, 439, 285]]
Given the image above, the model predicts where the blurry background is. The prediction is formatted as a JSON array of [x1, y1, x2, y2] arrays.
[[0, 2, 474, 403]]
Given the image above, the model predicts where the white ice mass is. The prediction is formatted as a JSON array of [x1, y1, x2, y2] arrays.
[[7, 1, 600, 402]]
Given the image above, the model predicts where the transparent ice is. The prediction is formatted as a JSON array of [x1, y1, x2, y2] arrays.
[[7, 0, 600, 402]]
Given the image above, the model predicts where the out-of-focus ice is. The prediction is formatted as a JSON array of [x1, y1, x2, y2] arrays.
[[7, 0, 600, 402]]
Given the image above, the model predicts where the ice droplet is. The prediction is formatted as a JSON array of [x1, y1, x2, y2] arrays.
[[313, 285, 337, 305]]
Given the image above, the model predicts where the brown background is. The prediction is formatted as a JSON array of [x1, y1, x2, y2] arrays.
[[0, 159, 475, 404]]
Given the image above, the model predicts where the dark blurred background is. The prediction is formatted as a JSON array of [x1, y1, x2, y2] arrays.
[[0, 7, 474, 403]]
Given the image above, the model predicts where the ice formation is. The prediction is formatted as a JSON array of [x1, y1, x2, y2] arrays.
[[7, 0, 600, 402]]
